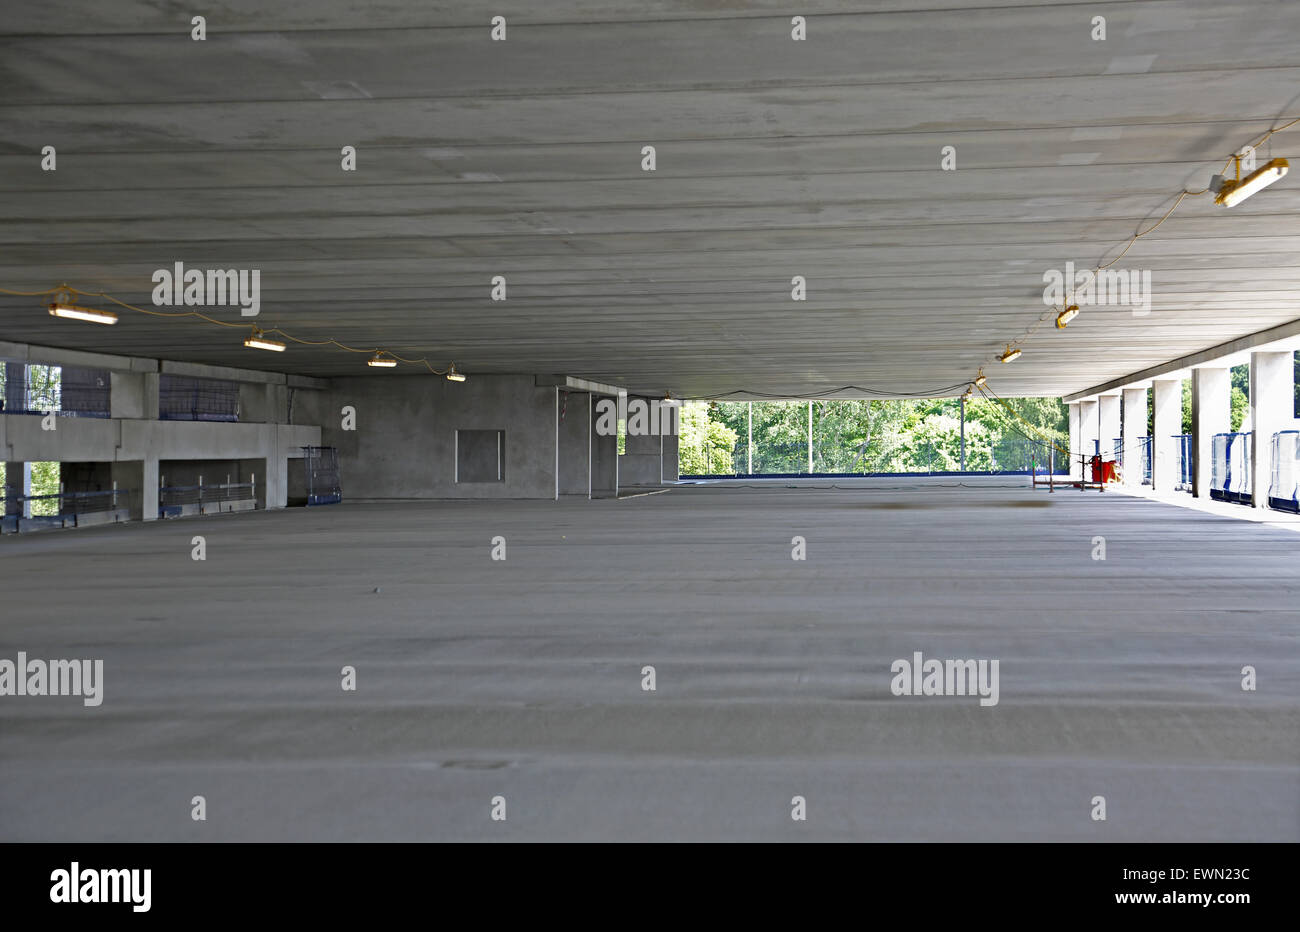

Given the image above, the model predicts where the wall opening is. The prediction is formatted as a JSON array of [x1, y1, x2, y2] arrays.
[[455, 429, 505, 483]]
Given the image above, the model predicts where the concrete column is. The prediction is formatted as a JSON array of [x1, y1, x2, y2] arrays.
[[140, 457, 159, 521], [590, 394, 618, 499], [1121, 388, 1147, 487], [1067, 402, 1081, 479], [1078, 399, 1098, 476], [1191, 367, 1229, 499], [4, 361, 27, 414], [4, 461, 31, 516], [110, 371, 160, 419], [661, 418, 679, 483], [1098, 394, 1120, 462], [239, 383, 289, 423], [1250, 351, 1293, 508], [267, 453, 288, 509], [1151, 378, 1181, 494]]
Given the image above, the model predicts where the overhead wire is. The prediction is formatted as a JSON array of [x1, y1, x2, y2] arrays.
[[1, 283, 457, 375], [990, 115, 1300, 369]]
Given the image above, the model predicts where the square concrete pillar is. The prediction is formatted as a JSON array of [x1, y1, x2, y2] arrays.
[[1191, 367, 1229, 499], [661, 424, 679, 483], [590, 394, 618, 499], [4, 461, 31, 516], [1067, 403, 1081, 479], [239, 382, 289, 424], [1098, 394, 1120, 462], [140, 457, 159, 521], [1078, 399, 1098, 476], [1250, 351, 1293, 508], [110, 371, 160, 420], [1151, 378, 1181, 494], [1121, 388, 1147, 487]]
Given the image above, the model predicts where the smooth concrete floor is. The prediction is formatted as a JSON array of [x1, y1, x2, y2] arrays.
[[1, 477, 1297, 842]]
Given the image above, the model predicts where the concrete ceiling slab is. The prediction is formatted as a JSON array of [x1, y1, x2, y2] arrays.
[[1, 0, 1298, 397]]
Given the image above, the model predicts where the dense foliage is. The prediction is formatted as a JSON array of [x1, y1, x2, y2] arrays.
[[679, 396, 1068, 475]]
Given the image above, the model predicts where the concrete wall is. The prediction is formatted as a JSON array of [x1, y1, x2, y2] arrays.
[[297, 373, 558, 500], [1, 416, 318, 513], [590, 395, 618, 498], [661, 430, 679, 482], [619, 396, 664, 487], [557, 390, 590, 496], [239, 382, 290, 423]]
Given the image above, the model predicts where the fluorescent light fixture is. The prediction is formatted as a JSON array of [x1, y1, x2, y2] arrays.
[[367, 352, 397, 368], [48, 302, 118, 325], [1055, 303, 1081, 329], [1215, 157, 1289, 207], [244, 330, 286, 352], [446, 364, 466, 382], [1000, 346, 1022, 363]]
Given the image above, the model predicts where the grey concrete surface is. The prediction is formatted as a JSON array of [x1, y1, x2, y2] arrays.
[[294, 374, 557, 500], [3, 2, 1300, 397], [557, 390, 590, 497], [1, 477, 1297, 841]]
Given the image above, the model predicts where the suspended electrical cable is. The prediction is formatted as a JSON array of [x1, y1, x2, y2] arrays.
[[707, 381, 974, 400], [984, 115, 1300, 372], [0, 283, 462, 377]]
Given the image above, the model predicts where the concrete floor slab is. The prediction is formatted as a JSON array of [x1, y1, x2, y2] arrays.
[[1, 477, 1297, 840]]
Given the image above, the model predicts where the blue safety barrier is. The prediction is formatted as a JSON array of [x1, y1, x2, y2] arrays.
[[1211, 432, 1252, 504], [1270, 430, 1300, 514], [302, 446, 342, 505], [1174, 434, 1193, 491]]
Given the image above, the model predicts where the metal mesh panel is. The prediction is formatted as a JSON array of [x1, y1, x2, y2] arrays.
[[303, 446, 342, 505], [159, 375, 239, 421], [0, 362, 110, 417]]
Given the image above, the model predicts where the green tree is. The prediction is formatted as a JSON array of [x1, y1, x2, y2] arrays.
[[29, 462, 60, 516], [678, 401, 738, 474], [1230, 386, 1249, 432]]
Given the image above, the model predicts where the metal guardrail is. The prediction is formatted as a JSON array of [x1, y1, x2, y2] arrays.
[[1115, 436, 1153, 484], [0, 486, 135, 532], [719, 436, 1064, 476], [1174, 434, 1193, 491], [158, 474, 257, 517]]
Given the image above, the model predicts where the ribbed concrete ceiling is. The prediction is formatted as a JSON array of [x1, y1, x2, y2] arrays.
[[1, 0, 1298, 398]]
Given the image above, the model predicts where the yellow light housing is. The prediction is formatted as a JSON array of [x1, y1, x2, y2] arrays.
[[1215, 157, 1289, 207], [48, 302, 118, 325], [974, 370, 987, 388], [367, 352, 397, 368], [244, 330, 286, 352], [1000, 346, 1022, 364], [1055, 303, 1081, 329], [446, 364, 466, 382]]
